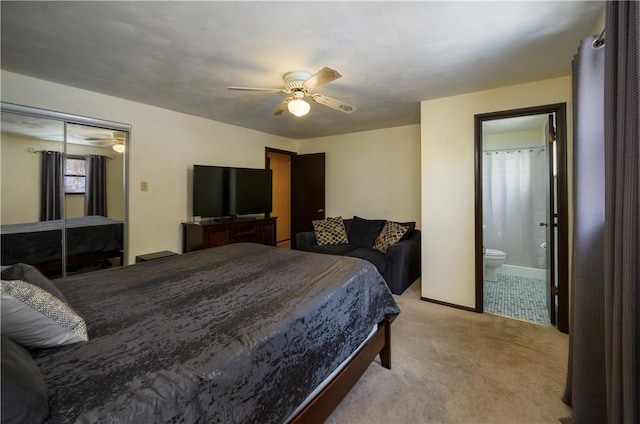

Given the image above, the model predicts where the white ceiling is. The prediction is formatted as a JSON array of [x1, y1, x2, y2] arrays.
[[1, 112, 126, 146], [0, 1, 604, 140]]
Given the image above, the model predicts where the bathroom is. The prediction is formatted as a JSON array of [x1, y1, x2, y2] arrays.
[[481, 114, 552, 325]]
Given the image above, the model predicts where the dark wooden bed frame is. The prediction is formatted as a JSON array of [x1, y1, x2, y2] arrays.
[[290, 317, 392, 423]]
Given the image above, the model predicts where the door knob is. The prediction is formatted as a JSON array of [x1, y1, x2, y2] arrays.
[[318, 209, 324, 213], [539, 222, 549, 227]]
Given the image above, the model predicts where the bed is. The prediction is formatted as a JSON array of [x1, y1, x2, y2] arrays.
[[0, 215, 124, 273], [24, 242, 400, 423]]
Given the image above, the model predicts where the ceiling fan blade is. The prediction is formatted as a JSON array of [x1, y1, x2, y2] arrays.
[[303, 67, 342, 90], [273, 98, 293, 116], [310, 94, 356, 113], [227, 87, 286, 93]]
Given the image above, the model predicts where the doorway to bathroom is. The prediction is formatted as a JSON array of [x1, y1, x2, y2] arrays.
[[474, 104, 568, 333]]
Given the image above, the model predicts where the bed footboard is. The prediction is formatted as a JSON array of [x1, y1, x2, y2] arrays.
[[289, 317, 392, 423]]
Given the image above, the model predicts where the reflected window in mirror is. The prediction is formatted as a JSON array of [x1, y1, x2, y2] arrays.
[[64, 156, 86, 194]]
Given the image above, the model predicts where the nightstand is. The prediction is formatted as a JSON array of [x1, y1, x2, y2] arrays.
[[135, 250, 178, 263]]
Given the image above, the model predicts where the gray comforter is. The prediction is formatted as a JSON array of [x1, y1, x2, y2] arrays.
[[32, 243, 400, 423], [1, 215, 123, 266]]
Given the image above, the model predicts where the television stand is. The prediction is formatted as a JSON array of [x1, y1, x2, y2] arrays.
[[182, 217, 277, 252]]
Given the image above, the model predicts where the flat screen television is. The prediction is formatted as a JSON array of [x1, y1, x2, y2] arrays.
[[193, 165, 272, 219]]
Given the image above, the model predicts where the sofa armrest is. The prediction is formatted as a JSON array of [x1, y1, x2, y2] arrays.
[[384, 238, 421, 294], [295, 231, 317, 251]]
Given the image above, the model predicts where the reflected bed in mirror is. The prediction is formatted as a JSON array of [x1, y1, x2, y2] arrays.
[[1, 216, 123, 278]]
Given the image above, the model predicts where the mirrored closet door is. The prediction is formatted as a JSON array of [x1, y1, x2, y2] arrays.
[[1, 102, 130, 278]]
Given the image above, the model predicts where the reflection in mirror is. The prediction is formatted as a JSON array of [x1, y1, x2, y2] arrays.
[[1, 109, 128, 278], [1, 113, 65, 273]]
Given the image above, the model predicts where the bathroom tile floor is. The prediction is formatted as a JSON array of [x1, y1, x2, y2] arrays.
[[484, 272, 551, 326]]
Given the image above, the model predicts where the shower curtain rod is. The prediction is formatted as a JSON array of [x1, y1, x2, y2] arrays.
[[593, 28, 605, 48], [483, 145, 545, 153]]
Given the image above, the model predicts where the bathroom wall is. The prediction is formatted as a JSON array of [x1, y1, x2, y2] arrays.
[[483, 128, 544, 149]]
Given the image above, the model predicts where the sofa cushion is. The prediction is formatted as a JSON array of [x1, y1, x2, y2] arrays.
[[348, 216, 387, 248], [374, 221, 410, 253], [307, 244, 359, 256], [397, 221, 416, 240], [312, 217, 349, 245], [345, 247, 387, 274]]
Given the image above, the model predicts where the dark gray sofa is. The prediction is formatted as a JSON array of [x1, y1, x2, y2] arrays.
[[295, 216, 421, 295]]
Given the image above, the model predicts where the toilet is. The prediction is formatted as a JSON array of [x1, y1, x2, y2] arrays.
[[484, 248, 506, 282]]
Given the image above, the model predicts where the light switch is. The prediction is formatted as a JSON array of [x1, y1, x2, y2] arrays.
[[140, 181, 148, 191]]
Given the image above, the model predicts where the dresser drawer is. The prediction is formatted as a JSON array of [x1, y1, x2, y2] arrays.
[[229, 222, 258, 243], [182, 218, 277, 252]]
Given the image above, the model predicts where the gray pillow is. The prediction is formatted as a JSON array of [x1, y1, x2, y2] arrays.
[[1, 279, 88, 348], [1, 336, 49, 423], [1, 263, 68, 304]]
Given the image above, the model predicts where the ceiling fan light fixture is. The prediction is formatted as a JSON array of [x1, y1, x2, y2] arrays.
[[112, 140, 125, 153], [288, 98, 310, 117]]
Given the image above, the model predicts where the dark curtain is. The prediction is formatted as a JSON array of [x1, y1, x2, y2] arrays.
[[563, 32, 607, 423], [40, 150, 64, 221], [564, 2, 640, 422], [603, 2, 639, 422], [85, 155, 107, 216]]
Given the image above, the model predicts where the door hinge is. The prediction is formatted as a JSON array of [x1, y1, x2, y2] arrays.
[[549, 129, 556, 143], [551, 286, 559, 296]]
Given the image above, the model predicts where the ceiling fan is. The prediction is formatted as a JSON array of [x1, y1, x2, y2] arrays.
[[83, 132, 126, 152], [228, 67, 356, 117]]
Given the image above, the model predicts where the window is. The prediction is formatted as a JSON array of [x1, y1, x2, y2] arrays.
[[65, 157, 86, 194]]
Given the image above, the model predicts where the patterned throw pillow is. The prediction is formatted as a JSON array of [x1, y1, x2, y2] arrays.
[[373, 221, 410, 253], [1, 279, 88, 348], [312, 216, 349, 245]]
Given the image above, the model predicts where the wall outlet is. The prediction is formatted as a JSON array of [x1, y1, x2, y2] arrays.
[[140, 181, 148, 191]]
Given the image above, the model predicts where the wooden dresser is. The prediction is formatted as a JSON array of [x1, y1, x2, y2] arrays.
[[182, 217, 277, 252]]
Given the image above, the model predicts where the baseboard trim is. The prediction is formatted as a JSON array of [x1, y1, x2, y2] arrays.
[[420, 297, 479, 313]]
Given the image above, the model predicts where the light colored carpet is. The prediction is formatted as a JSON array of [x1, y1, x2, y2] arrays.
[[325, 279, 571, 424]]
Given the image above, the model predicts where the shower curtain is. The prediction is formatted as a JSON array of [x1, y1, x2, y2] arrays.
[[482, 148, 546, 268]]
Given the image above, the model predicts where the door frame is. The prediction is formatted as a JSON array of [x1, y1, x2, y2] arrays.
[[265, 147, 294, 245], [265, 148, 326, 250], [473, 103, 569, 333]]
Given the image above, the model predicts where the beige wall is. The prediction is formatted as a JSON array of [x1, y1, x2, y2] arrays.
[[298, 125, 422, 226], [1, 134, 42, 224], [1, 71, 422, 264], [1, 71, 297, 263], [420, 76, 572, 308]]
